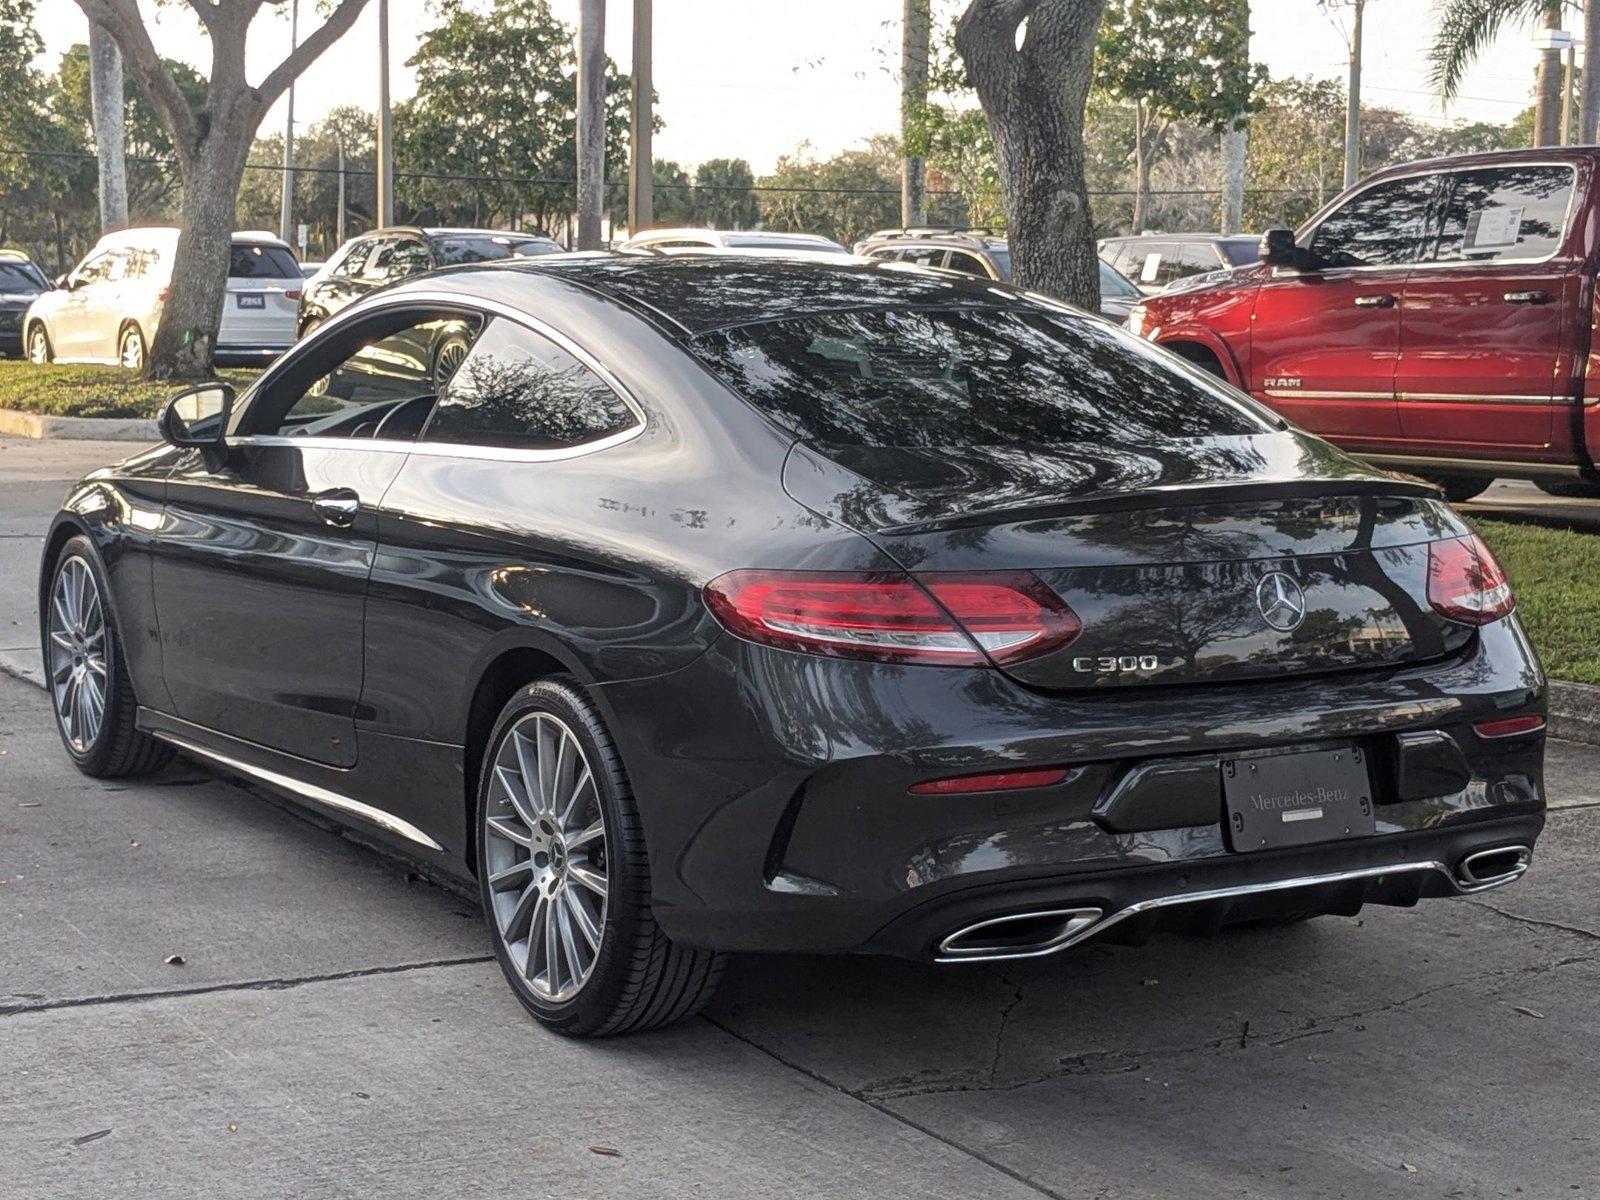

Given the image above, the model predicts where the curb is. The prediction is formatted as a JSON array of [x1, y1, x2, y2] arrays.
[[0, 645, 43, 689], [1549, 680, 1600, 748], [0, 408, 158, 441]]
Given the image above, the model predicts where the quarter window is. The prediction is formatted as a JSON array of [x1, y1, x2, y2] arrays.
[[1430, 165, 1573, 264], [421, 320, 638, 451], [1307, 176, 1436, 268], [944, 251, 992, 278]]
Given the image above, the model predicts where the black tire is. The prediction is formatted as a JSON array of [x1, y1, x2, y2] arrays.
[[475, 677, 724, 1037], [117, 323, 146, 371], [1426, 475, 1493, 503], [1535, 479, 1600, 499], [42, 536, 173, 778]]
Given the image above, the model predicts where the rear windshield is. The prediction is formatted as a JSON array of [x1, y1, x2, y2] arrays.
[[229, 244, 301, 278], [434, 236, 561, 265], [691, 307, 1270, 448], [987, 246, 1012, 281], [0, 261, 46, 293]]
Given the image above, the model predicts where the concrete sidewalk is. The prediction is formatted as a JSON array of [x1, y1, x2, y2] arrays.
[[3, 434, 1599, 1198]]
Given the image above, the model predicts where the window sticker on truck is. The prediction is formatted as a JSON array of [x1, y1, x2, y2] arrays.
[[1466, 206, 1525, 252]]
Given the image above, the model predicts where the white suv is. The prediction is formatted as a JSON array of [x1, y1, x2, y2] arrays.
[[25, 228, 302, 369]]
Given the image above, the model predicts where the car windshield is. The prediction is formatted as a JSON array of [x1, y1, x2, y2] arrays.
[[434, 236, 561, 265], [691, 306, 1269, 449], [229, 244, 301, 278], [0, 261, 46, 293], [986, 246, 1012, 282], [1098, 260, 1141, 299]]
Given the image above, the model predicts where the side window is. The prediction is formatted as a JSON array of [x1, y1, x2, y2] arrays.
[[944, 251, 992, 278], [1177, 243, 1221, 275], [360, 238, 400, 281], [1137, 244, 1173, 286], [389, 238, 433, 277], [331, 242, 372, 278], [903, 247, 945, 268], [421, 319, 638, 451], [252, 311, 485, 440], [1430, 165, 1574, 265], [1307, 176, 1436, 269], [73, 251, 113, 286]]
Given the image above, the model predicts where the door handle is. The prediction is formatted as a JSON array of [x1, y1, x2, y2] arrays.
[[311, 490, 360, 527], [1353, 294, 1397, 309], [1504, 290, 1551, 305]]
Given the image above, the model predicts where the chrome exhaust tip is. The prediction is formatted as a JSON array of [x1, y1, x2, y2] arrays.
[[1454, 844, 1532, 892], [936, 906, 1103, 963]]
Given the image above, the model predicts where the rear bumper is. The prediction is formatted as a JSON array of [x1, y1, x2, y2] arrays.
[[596, 616, 1547, 960], [214, 341, 292, 365]]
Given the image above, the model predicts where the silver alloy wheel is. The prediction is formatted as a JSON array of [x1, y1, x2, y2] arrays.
[[119, 327, 143, 370], [47, 556, 109, 753], [432, 338, 469, 389], [27, 326, 48, 364], [483, 712, 609, 1002]]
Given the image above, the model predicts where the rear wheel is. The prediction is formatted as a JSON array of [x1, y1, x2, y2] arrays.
[[26, 323, 51, 364], [1535, 479, 1600, 499], [431, 333, 472, 390], [43, 537, 172, 777], [476, 678, 723, 1037], [117, 323, 145, 371], [1426, 475, 1493, 504]]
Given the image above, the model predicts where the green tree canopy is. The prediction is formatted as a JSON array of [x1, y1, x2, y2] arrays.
[[692, 158, 759, 228]]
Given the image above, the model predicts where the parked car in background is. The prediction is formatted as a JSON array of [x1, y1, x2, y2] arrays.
[[297, 227, 564, 337], [1099, 233, 1261, 295], [24, 228, 302, 368], [42, 254, 1544, 1039], [0, 249, 50, 357], [300, 260, 325, 278], [1127, 147, 1600, 501], [855, 228, 1144, 320], [620, 227, 848, 255]]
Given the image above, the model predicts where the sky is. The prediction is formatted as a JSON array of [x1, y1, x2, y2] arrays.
[[31, 0, 1551, 175]]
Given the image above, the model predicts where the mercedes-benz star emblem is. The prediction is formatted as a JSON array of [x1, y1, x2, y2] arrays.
[[1255, 572, 1307, 632]]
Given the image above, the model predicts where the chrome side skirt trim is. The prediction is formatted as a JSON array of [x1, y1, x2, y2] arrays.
[[935, 858, 1521, 965], [154, 731, 445, 852], [1397, 392, 1553, 406], [1357, 453, 1584, 478], [1264, 388, 1391, 402]]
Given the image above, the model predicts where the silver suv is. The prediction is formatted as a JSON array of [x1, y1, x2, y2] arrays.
[[854, 228, 1143, 320]]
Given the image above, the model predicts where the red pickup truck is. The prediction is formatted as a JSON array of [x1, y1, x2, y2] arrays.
[[1128, 148, 1600, 501]]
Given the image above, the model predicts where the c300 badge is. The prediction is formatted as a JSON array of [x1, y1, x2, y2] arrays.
[[1072, 654, 1165, 675]]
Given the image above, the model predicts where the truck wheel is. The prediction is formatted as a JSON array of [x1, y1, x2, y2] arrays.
[[1535, 479, 1600, 500], [1427, 476, 1492, 504]]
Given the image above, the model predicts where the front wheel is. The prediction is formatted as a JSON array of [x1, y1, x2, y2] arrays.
[[476, 678, 724, 1037], [27, 323, 52, 364], [1535, 479, 1600, 499], [1426, 475, 1493, 504], [43, 537, 173, 777], [117, 324, 146, 371]]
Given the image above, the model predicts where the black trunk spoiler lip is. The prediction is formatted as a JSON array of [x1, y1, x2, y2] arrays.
[[875, 475, 1441, 536]]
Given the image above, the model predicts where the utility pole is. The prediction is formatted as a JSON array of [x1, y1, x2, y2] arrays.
[[1563, 39, 1576, 144], [1343, 0, 1364, 189], [901, 0, 930, 228], [576, 0, 606, 249], [1583, 0, 1600, 142], [87, 22, 127, 231], [628, 0, 652, 235], [279, 0, 299, 243], [375, 0, 395, 228], [335, 133, 347, 247]]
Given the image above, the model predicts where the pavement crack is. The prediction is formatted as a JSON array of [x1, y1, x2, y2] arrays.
[[985, 968, 1026, 1088], [0, 954, 493, 1017], [703, 1013, 1074, 1200], [1464, 898, 1600, 944]]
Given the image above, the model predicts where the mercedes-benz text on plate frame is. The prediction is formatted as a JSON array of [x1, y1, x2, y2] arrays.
[[39, 254, 1547, 1037]]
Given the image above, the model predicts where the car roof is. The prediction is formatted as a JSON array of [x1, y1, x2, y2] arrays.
[[422, 253, 1037, 337], [0, 248, 33, 262]]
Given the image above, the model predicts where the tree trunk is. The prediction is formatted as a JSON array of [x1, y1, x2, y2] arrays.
[[1132, 100, 1150, 232], [1535, 2, 1564, 147], [901, 0, 930, 228], [146, 131, 251, 381], [88, 22, 128, 231], [956, 0, 1105, 310], [1582, 0, 1600, 143], [1221, 117, 1247, 234]]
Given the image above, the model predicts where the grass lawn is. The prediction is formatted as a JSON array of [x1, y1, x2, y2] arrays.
[[0, 360, 260, 419], [1473, 518, 1600, 686]]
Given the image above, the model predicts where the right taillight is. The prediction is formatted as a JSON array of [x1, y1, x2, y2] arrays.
[[702, 569, 1081, 667], [1427, 534, 1514, 625]]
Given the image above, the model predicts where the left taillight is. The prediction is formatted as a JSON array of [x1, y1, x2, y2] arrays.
[[703, 569, 1081, 667], [1427, 534, 1514, 625]]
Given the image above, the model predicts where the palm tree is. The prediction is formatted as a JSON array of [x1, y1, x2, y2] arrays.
[[1428, 0, 1575, 146]]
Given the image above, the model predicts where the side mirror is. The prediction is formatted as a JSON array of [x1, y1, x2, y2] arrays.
[[1259, 228, 1302, 269], [159, 382, 234, 449]]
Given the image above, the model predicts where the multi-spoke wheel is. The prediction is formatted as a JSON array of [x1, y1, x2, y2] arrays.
[[42, 538, 172, 777], [26, 324, 51, 364], [431, 334, 471, 390], [117, 324, 145, 371], [483, 712, 610, 1002], [476, 678, 724, 1036]]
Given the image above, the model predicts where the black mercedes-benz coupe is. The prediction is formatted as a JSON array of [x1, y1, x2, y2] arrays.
[[40, 255, 1547, 1036]]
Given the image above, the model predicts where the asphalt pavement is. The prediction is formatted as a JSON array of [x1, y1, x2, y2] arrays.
[[3, 436, 1598, 1199]]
